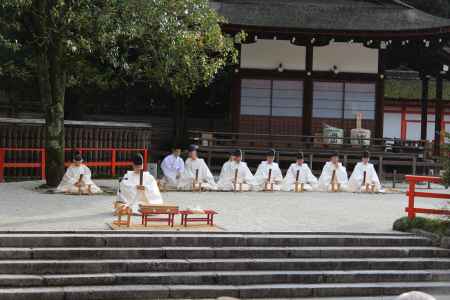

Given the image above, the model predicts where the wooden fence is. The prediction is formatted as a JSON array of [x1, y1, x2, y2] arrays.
[[0, 119, 152, 180], [405, 175, 450, 220]]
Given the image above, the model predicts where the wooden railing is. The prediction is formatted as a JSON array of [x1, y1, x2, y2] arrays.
[[188, 130, 430, 157], [0, 148, 148, 182], [405, 175, 450, 220], [0, 148, 45, 182]]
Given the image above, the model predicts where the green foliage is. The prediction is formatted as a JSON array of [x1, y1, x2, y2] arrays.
[[393, 216, 450, 236], [0, 0, 238, 96]]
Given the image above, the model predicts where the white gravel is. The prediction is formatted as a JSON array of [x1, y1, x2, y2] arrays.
[[0, 180, 448, 232]]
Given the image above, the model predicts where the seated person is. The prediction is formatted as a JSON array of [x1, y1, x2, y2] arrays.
[[56, 152, 102, 194], [160, 145, 185, 189], [281, 152, 318, 191], [254, 149, 283, 191], [348, 150, 383, 192], [177, 144, 218, 191], [317, 152, 349, 192], [217, 149, 256, 191], [116, 153, 163, 213]]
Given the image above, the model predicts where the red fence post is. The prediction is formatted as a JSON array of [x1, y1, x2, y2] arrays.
[[0, 149, 5, 182], [143, 149, 148, 171], [40, 149, 46, 180], [408, 179, 416, 220], [111, 149, 116, 177]]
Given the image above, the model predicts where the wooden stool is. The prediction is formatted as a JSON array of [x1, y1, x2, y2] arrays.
[[139, 204, 179, 227], [113, 204, 132, 227], [180, 209, 218, 227]]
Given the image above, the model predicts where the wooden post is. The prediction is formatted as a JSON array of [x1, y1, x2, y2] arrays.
[[375, 49, 386, 139], [303, 45, 313, 137], [111, 149, 116, 177], [420, 75, 429, 141], [408, 179, 416, 220], [40, 149, 46, 180], [0, 148, 4, 182], [434, 76, 443, 156], [143, 149, 148, 171], [412, 156, 417, 175], [378, 155, 383, 181]]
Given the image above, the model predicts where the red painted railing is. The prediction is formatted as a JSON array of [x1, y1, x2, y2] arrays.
[[0, 148, 148, 182], [405, 175, 450, 220]]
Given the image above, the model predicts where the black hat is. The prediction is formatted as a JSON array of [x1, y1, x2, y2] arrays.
[[232, 149, 242, 157], [267, 149, 276, 157], [297, 151, 304, 160], [73, 151, 83, 162], [132, 153, 144, 165], [331, 151, 339, 158], [188, 144, 198, 153], [362, 150, 370, 158]]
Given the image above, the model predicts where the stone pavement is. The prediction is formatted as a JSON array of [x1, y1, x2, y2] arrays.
[[0, 180, 448, 232]]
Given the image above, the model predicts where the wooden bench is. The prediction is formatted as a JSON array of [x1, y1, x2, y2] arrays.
[[179, 209, 218, 227]]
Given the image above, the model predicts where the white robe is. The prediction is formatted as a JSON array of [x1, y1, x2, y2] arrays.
[[281, 163, 318, 191], [254, 161, 283, 191], [117, 171, 163, 212], [318, 162, 349, 192], [217, 160, 256, 191], [348, 162, 383, 192], [160, 154, 185, 188], [56, 164, 102, 194], [177, 158, 218, 190]]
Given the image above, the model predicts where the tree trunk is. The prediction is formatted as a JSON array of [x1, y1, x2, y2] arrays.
[[36, 47, 66, 187]]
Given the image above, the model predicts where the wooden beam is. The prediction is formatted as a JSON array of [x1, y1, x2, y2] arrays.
[[420, 75, 429, 141], [375, 49, 385, 139], [434, 75, 443, 156], [303, 45, 313, 136]]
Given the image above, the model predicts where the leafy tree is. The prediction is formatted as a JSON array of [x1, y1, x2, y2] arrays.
[[0, 0, 238, 186]]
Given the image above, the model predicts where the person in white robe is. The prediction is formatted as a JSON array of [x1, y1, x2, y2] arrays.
[[348, 151, 383, 192], [217, 149, 256, 191], [281, 152, 318, 191], [254, 149, 283, 191], [56, 152, 102, 194], [318, 152, 349, 192], [116, 154, 163, 213], [160, 145, 184, 189], [177, 144, 218, 191]]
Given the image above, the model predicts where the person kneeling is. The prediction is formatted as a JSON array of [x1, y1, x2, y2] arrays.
[[160, 145, 185, 189], [217, 149, 255, 191], [116, 154, 163, 213], [281, 152, 318, 192], [254, 149, 283, 191], [177, 145, 218, 191], [318, 152, 349, 192], [348, 151, 383, 193], [56, 152, 102, 194]]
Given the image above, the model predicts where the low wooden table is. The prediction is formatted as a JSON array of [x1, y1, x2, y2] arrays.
[[179, 210, 218, 227], [139, 204, 179, 227]]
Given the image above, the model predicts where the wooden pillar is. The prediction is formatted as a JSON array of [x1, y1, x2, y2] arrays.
[[375, 49, 386, 139], [303, 45, 313, 136], [420, 75, 429, 141], [231, 44, 242, 132], [434, 75, 443, 156]]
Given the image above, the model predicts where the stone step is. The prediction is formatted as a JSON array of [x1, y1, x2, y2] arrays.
[[0, 246, 447, 260], [0, 234, 431, 248], [1, 258, 450, 275], [1, 282, 450, 300], [1, 270, 450, 287]]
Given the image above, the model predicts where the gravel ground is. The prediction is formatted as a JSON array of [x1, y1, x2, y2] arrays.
[[0, 180, 448, 232]]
